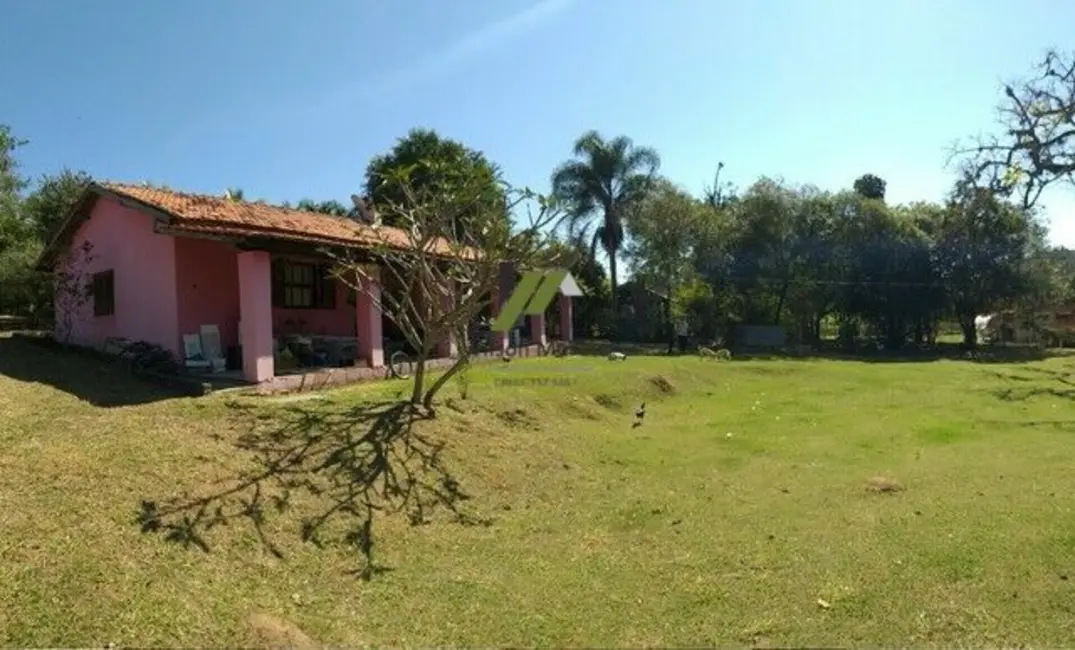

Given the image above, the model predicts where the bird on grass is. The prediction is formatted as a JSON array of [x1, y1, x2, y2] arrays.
[[633, 402, 646, 428]]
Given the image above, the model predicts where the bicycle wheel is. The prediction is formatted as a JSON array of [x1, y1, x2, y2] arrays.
[[389, 350, 412, 379]]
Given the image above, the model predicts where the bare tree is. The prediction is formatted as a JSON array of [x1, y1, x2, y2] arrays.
[[54, 240, 95, 345], [956, 49, 1075, 209], [330, 160, 567, 411]]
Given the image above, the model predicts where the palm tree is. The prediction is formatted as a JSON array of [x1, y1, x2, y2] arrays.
[[551, 131, 660, 329]]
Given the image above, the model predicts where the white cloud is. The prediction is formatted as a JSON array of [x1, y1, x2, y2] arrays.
[[338, 0, 575, 101], [165, 0, 575, 153]]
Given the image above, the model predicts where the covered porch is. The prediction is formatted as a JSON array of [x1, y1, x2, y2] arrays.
[[187, 241, 576, 385]]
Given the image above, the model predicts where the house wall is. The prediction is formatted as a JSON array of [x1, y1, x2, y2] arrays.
[[174, 245, 356, 354], [272, 280, 355, 337], [174, 237, 241, 351], [55, 196, 180, 356]]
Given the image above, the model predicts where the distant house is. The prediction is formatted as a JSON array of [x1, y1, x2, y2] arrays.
[[975, 303, 1075, 346], [36, 182, 576, 383]]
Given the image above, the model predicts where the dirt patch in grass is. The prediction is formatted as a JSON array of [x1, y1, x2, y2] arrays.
[[245, 613, 318, 649], [865, 476, 905, 493], [648, 375, 676, 394], [593, 393, 622, 410], [497, 407, 538, 429]]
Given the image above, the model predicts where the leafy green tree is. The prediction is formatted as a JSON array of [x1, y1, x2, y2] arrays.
[[672, 278, 722, 342], [364, 128, 507, 238], [702, 162, 738, 211], [22, 169, 91, 242], [853, 173, 887, 200], [296, 198, 352, 217], [0, 239, 48, 319], [625, 180, 707, 348], [783, 189, 842, 345], [0, 125, 29, 256], [1025, 246, 1075, 306], [935, 178, 1037, 346], [838, 196, 936, 349], [551, 131, 660, 330], [724, 178, 805, 324]]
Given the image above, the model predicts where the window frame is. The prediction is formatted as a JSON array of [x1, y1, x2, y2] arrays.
[[91, 269, 115, 317], [271, 260, 336, 310]]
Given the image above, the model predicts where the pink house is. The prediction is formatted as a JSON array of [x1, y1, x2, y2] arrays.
[[36, 182, 576, 384]]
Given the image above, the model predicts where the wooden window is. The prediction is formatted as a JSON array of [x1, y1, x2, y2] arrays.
[[92, 270, 115, 317], [271, 260, 336, 310]]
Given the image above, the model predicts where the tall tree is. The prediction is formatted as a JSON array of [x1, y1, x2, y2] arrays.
[[935, 178, 1036, 346], [22, 169, 91, 242], [959, 49, 1074, 208], [837, 195, 936, 349], [364, 128, 507, 238], [625, 180, 707, 349], [550, 131, 660, 331], [0, 125, 29, 255], [853, 173, 887, 200], [725, 178, 803, 324], [703, 161, 739, 211]]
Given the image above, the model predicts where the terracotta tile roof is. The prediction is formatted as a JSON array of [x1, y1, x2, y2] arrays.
[[98, 182, 468, 257]]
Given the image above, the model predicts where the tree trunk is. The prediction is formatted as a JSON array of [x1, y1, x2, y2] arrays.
[[665, 295, 675, 354], [410, 354, 427, 404], [423, 356, 470, 412], [773, 280, 789, 325], [960, 320, 977, 349], [608, 251, 619, 339], [812, 314, 824, 348]]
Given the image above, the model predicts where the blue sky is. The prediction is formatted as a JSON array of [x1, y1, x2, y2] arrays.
[[2, 0, 1074, 243]]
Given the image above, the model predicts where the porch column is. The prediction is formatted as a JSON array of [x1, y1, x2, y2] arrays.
[[490, 287, 509, 354], [530, 312, 547, 347], [356, 266, 384, 368], [491, 261, 517, 353], [437, 283, 458, 358], [559, 294, 574, 342], [238, 251, 274, 383]]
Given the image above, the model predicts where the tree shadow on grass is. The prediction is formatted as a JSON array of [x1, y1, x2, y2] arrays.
[[988, 365, 1075, 403], [0, 334, 181, 407], [136, 399, 492, 580]]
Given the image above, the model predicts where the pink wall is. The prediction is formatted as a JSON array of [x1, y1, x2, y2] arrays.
[[176, 246, 356, 347], [55, 199, 357, 364], [271, 262, 355, 338], [55, 196, 180, 356], [175, 237, 241, 350]]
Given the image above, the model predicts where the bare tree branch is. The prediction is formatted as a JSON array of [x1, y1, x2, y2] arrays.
[[952, 49, 1075, 209], [325, 161, 567, 410]]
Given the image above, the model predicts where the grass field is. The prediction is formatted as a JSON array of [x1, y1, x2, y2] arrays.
[[2, 334, 1075, 647]]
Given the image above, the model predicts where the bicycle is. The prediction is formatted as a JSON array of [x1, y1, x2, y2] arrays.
[[537, 339, 570, 357], [388, 349, 414, 379]]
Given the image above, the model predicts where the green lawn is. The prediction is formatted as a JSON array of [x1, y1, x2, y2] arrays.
[[2, 335, 1075, 647]]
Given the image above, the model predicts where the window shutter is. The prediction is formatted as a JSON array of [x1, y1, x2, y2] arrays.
[[271, 260, 284, 307], [318, 264, 336, 309]]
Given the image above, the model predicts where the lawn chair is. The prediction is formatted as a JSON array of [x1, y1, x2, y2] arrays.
[[182, 334, 211, 370], [199, 324, 226, 372]]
